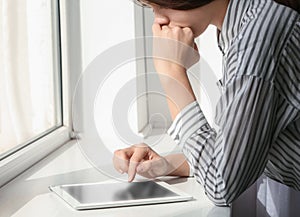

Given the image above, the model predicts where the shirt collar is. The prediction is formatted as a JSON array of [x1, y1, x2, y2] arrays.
[[218, 0, 252, 55]]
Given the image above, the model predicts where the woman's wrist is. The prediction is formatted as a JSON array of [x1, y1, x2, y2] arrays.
[[157, 68, 196, 119], [164, 154, 190, 177]]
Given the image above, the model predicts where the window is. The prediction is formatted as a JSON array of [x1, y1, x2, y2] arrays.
[[0, 0, 62, 158], [0, 0, 71, 187]]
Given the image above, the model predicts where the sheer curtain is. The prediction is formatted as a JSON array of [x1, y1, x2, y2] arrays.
[[0, 0, 57, 154]]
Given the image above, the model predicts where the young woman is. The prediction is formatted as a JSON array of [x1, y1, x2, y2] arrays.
[[113, 0, 300, 205]]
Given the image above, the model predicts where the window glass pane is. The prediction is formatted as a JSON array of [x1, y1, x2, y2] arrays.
[[0, 0, 62, 156]]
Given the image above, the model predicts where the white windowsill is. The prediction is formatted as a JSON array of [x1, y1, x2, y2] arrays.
[[0, 137, 230, 217], [0, 127, 70, 188]]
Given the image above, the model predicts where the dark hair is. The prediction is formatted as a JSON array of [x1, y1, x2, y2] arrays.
[[133, 0, 215, 10], [275, 0, 300, 13]]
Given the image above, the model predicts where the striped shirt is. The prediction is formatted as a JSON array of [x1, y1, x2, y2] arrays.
[[167, 0, 300, 206]]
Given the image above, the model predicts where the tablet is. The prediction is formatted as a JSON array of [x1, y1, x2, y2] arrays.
[[49, 181, 193, 210]]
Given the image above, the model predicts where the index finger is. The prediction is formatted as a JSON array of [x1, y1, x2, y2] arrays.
[[113, 148, 134, 174], [127, 148, 149, 182]]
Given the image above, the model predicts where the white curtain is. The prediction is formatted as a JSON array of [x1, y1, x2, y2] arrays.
[[0, 0, 33, 151], [0, 0, 56, 153]]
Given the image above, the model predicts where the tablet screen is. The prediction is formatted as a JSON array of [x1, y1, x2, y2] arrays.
[[63, 181, 177, 204], [49, 181, 193, 210]]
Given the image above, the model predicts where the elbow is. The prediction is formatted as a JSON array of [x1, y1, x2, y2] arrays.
[[205, 191, 232, 207], [194, 176, 237, 206]]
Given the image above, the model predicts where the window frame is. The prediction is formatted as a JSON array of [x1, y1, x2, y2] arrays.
[[0, 0, 80, 188]]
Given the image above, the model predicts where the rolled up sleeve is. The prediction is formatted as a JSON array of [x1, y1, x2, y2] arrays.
[[167, 75, 277, 206]]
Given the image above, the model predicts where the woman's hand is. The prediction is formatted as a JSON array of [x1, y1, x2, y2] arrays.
[[113, 143, 171, 182], [152, 23, 200, 74]]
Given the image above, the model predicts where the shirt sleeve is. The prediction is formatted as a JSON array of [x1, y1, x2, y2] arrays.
[[167, 75, 277, 205]]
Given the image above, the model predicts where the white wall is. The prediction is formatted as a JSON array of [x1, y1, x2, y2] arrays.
[[78, 0, 140, 167], [80, 1, 136, 69], [197, 25, 222, 127]]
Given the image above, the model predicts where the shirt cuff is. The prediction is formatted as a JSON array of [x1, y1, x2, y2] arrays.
[[167, 100, 210, 149], [188, 161, 194, 177]]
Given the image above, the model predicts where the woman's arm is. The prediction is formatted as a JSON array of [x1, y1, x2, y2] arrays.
[[152, 23, 198, 120], [167, 75, 277, 206], [151, 22, 276, 206]]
